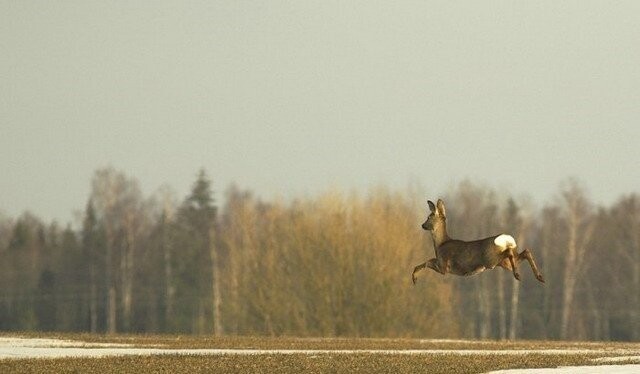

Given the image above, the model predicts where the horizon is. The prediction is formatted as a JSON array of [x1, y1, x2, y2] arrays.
[[0, 169, 630, 226]]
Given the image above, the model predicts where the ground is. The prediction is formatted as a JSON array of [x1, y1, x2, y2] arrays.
[[1, 333, 639, 373]]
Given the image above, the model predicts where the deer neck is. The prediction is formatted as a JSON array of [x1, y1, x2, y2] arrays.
[[431, 221, 450, 248]]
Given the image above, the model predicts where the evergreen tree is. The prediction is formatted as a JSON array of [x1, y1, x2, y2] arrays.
[[175, 169, 219, 333]]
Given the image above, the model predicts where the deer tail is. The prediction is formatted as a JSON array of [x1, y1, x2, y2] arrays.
[[494, 234, 517, 252]]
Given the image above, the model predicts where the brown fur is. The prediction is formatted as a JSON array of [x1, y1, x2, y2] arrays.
[[412, 199, 544, 284]]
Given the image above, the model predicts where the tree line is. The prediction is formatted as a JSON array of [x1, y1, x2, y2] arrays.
[[0, 168, 638, 341]]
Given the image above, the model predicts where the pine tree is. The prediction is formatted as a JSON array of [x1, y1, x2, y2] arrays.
[[177, 169, 221, 334]]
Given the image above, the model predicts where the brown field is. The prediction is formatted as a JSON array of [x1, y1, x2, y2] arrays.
[[1, 333, 639, 373]]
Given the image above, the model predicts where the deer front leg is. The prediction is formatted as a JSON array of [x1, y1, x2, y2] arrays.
[[412, 258, 447, 284], [412, 262, 427, 285]]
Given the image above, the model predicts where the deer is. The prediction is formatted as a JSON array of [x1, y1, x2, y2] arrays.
[[412, 199, 545, 285]]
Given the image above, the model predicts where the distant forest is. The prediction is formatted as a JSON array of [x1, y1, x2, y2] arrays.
[[0, 168, 638, 341]]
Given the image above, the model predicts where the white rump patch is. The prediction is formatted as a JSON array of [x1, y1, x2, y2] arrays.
[[494, 234, 517, 251]]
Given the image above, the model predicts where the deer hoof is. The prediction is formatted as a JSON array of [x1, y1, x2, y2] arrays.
[[411, 274, 417, 285], [514, 272, 521, 281], [536, 274, 545, 283]]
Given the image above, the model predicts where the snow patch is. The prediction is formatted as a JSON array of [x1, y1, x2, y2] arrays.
[[2, 336, 640, 374], [0, 337, 132, 348], [487, 364, 640, 373], [419, 339, 492, 344], [592, 356, 640, 363]]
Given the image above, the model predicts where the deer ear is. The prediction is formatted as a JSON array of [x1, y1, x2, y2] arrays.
[[427, 200, 436, 213], [436, 199, 446, 217]]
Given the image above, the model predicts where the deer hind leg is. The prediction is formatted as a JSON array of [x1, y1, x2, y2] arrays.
[[520, 248, 545, 283], [496, 247, 520, 280], [507, 248, 520, 281], [498, 248, 544, 283]]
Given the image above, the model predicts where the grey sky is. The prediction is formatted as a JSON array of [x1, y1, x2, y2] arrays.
[[2, 1, 640, 224]]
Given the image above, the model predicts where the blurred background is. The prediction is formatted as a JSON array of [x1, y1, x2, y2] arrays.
[[1, 1, 639, 340]]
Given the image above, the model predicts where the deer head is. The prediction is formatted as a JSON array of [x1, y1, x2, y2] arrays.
[[421, 199, 446, 232]]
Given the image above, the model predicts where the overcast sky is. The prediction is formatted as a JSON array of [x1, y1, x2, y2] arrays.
[[2, 1, 640, 223]]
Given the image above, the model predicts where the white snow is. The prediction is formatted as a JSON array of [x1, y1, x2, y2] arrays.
[[487, 365, 640, 373], [494, 234, 517, 250], [419, 338, 493, 344], [593, 356, 640, 363], [0, 337, 131, 348]]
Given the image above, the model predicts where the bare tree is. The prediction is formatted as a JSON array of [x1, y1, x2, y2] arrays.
[[558, 180, 595, 340], [210, 223, 223, 336], [502, 198, 532, 340], [90, 167, 144, 333], [220, 185, 256, 334], [608, 194, 640, 340], [155, 186, 177, 331]]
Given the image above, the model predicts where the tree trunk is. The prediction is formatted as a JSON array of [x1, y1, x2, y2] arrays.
[[120, 246, 129, 331], [197, 301, 206, 334], [477, 277, 491, 339], [108, 287, 116, 333], [603, 309, 610, 341], [509, 277, 520, 340], [210, 225, 223, 336], [121, 227, 134, 332], [105, 226, 116, 334], [560, 212, 578, 340], [632, 260, 640, 340], [163, 234, 174, 330], [560, 267, 575, 338], [497, 271, 506, 340], [124, 248, 133, 331], [584, 277, 600, 340], [89, 263, 97, 333], [509, 232, 525, 340]]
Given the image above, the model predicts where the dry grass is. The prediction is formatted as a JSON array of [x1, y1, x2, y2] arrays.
[[5, 332, 640, 350], [1, 333, 639, 373], [0, 353, 599, 374]]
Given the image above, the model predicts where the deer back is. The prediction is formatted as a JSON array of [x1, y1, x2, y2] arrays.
[[437, 234, 515, 275]]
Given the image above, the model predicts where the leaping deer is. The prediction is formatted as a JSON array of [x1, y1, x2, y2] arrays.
[[412, 199, 544, 284]]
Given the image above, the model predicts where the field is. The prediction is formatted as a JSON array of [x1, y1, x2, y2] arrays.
[[1, 334, 639, 373]]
